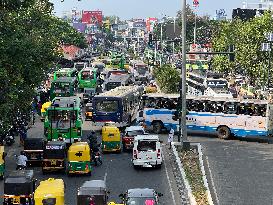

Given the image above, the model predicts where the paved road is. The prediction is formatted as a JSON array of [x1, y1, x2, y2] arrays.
[[0, 118, 181, 205], [190, 135, 273, 205]]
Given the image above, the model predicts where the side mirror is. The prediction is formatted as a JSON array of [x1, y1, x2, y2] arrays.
[[157, 193, 163, 197]]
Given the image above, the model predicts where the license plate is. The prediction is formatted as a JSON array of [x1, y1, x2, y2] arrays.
[[13, 197, 20, 204]]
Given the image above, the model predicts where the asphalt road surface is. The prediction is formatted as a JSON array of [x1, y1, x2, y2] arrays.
[[190, 135, 273, 205], [0, 119, 178, 205]]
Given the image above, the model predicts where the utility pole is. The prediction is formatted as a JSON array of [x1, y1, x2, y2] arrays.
[[181, 0, 188, 146]]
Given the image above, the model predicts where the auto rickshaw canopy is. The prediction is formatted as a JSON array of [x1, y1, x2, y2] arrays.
[[102, 125, 121, 142], [34, 178, 64, 205], [41, 101, 52, 113], [0, 146, 4, 164], [68, 142, 90, 162], [77, 180, 108, 205], [4, 170, 35, 196]]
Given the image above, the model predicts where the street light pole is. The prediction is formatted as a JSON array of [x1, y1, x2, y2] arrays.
[[181, 0, 188, 145]]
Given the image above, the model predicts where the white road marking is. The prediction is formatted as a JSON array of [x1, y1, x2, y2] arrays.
[[206, 156, 220, 205], [162, 151, 177, 205]]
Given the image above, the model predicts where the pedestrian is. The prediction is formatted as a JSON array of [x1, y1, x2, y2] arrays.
[[168, 127, 174, 149], [37, 101, 42, 116]]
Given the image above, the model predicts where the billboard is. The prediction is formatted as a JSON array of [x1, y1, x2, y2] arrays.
[[82, 11, 103, 26], [71, 8, 81, 23], [146, 17, 157, 32], [165, 23, 180, 40], [132, 21, 146, 29]]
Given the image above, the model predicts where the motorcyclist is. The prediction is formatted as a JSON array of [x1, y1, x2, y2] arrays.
[[16, 151, 27, 170], [91, 145, 102, 166]]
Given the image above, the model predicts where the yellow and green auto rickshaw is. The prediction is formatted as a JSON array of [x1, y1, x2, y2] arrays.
[[101, 125, 121, 153], [67, 142, 91, 176], [34, 178, 65, 205], [85, 103, 93, 121], [40, 101, 51, 122], [0, 145, 6, 180]]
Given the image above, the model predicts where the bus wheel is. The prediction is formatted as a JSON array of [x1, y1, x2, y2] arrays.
[[152, 121, 163, 134], [217, 126, 231, 140]]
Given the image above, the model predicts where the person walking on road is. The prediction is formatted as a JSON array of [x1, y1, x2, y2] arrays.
[[168, 127, 174, 149]]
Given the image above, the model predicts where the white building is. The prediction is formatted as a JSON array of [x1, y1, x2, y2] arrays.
[[243, 0, 273, 10]]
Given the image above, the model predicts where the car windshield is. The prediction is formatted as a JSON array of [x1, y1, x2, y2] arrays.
[[127, 197, 156, 205], [137, 140, 156, 151], [127, 130, 144, 136], [96, 100, 119, 113]]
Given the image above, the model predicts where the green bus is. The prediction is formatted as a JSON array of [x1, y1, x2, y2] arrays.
[[53, 67, 77, 80], [44, 96, 82, 143], [77, 67, 98, 90], [50, 77, 77, 100]]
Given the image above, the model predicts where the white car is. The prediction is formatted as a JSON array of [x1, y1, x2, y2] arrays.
[[132, 135, 162, 168]]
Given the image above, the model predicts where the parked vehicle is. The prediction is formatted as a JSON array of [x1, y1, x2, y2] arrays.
[[132, 135, 162, 168], [119, 188, 163, 205], [34, 178, 65, 205], [0, 145, 6, 180], [67, 142, 91, 176], [24, 137, 45, 166], [42, 141, 66, 174], [123, 126, 145, 151], [3, 170, 36, 205], [40, 101, 51, 122], [77, 180, 109, 205], [101, 125, 121, 153]]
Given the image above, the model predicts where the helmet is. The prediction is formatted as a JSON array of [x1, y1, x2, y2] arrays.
[[20, 151, 25, 155]]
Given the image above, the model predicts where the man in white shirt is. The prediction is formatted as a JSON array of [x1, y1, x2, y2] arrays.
[[16, 151, 28, 170], [168, 128, 174, 149]]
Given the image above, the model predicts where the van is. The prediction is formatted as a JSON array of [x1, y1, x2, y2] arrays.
[[132, 135, 162, 169]]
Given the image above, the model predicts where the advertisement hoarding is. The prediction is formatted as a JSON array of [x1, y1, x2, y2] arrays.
[[82, 11, 103, 26]]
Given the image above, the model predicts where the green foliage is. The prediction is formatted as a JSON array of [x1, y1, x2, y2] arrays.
[[154, 64, 180, 93], [0, 0, 87, 132], [212, 13, 273, 85]]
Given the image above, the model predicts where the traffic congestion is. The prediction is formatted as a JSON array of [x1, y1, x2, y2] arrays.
[[2, 0, 273, 205]]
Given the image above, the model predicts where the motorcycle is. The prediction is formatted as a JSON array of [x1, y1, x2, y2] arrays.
[[93, 151, 102, 166]]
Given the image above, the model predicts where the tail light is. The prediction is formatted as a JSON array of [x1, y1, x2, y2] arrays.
[[133, 150, 137, 159], [157, 149, 161, 159], [85, 164, 89, 171]]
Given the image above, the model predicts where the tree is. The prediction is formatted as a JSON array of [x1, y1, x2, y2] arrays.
[[154, 65, 180, 93], [0, 0, 87, 134], [212, 12, 273, 85]]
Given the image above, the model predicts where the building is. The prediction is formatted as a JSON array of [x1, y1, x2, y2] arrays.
[[243, 0, 273, 10]]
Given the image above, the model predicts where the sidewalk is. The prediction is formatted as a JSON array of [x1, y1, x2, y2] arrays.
[[27, 115, 44, 139]]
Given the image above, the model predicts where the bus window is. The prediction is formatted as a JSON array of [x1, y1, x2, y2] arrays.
[[224, 102, 237, 114], [96, 101, 119, 113]]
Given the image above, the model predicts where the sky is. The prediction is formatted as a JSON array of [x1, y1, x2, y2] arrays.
[[50, 0, 244, 20]]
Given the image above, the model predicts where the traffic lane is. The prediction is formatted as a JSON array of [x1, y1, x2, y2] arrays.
[[104, 152, 173, 204], [190, 135, 273, 205]]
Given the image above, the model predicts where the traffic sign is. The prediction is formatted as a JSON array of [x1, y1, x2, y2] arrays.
[[261, 43, 271, 51]]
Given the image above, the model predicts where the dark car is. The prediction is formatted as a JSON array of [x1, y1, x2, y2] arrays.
[[119, 188, 163, 205]]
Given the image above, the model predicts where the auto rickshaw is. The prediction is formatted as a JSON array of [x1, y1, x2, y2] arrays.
[[67, 142, 91, 175], [40, 101, 51, 122], [77, 180, 109, 205], [85, 103, 93, 121], [34, 178, 65, 205], [0, 145, 6, 180], [3, 170, 36, 205], [101, 125, 121, 153], [42, 141, 66, 174], [24, 137, 45, 166]]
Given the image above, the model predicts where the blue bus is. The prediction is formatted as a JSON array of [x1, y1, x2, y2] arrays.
[[92, 86, 144, 127]]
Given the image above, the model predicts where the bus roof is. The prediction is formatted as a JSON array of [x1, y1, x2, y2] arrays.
[[97, 86, 143, 97], [80, 67, 98, 72], [52, 77, 76, 83], [57, 68, 76, 72], [51, 96, 81, 108]]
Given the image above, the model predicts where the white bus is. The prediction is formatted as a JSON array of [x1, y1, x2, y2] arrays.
[[142, 93, 273, 140], [187, 71, 233, 98]]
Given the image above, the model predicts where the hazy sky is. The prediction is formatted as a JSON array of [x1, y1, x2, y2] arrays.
[[50, 0, 243, 19]]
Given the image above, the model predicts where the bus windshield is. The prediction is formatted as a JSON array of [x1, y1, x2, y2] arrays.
[[48, 110, 77, 128], [136, 66, 148, 75], [96, 100, 119, 113], [56, 73, 68, 78], [53, 83, 70, 93], [81, 71, 94, 80]]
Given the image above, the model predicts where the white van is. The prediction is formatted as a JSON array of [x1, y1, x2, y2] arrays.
[[132, 135, 162, 168]]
